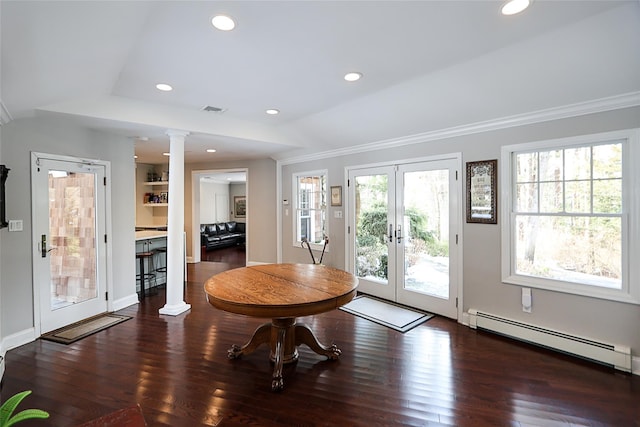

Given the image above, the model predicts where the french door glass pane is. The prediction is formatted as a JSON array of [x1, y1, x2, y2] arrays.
[[403, 170, 449, 299], [354, 174, 389, 284], [49, 170, 98, 310]]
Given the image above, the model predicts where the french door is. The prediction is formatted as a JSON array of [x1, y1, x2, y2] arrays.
[[31, 154, 108, 334], [348, 157, 461, 319]]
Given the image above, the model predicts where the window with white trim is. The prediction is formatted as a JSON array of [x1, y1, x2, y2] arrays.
[[501, 129, 639, 304], [293, 171, 327, 248]]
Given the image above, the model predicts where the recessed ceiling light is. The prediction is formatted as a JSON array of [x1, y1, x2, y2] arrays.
[[265, 109, 280, 115], [156, 83, 173, 91], [501, 0, 530, 15], [212, 15, 235, 31], [344, 72, 362, 82], [206, 149, 217, 153], [162, 152, 170, 156]]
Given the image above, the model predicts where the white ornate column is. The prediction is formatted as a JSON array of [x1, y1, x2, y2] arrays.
[[159, 129, 191, 316]]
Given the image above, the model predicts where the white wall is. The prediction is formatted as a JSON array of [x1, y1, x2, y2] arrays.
[[199, 180, 230, 224], [279, 106, 640, 360], [0, 116, 136, 340], [0, 111, 4, 382], [0, 1, 5, 378]]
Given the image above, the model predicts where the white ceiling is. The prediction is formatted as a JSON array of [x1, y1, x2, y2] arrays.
[[2, 1, 639, 164]]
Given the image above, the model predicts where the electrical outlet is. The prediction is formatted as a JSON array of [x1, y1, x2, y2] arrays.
[[334, 210, 343, 219]]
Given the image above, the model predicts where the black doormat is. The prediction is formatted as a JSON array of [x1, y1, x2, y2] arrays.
[[41, 313, 132, 344]]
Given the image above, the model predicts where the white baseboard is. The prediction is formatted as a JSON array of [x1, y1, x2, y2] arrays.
[[467, 310, 637, 375], [2, 327, 37, 352], [461, 312, 470, 327], [112, 293, 140, 312], [246, 261, 268, 266]]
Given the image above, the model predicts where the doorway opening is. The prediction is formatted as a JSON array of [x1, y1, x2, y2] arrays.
[[191, 169, 247, 266]]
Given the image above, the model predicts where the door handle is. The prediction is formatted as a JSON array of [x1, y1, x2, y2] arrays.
[[41, 234, 47, 258], [388, 224, 393, 243], [397, 225, 403, 244]]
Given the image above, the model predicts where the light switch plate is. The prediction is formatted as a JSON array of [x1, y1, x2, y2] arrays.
[[8, 220, 23, 232], [522, 287, 532, 313]]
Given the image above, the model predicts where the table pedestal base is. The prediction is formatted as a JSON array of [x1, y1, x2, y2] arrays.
[[228, 317, 341, 391]]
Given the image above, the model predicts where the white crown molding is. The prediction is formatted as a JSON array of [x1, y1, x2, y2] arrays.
[[0, 99, 13, 126], [276, 91, 640, 166]]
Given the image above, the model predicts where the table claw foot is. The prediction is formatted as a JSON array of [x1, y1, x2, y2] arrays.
[[327, 344, 341, 360], [295, 324, 342, 360], [228, 344, 243, 359], [226, 323, 271, 360], [271, 376, 284, 392]]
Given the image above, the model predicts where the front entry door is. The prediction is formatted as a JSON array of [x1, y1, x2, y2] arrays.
[[32, 154, 108, 334], [348, 157, 460, 319]]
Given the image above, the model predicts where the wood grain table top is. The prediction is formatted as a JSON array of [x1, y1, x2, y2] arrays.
[[204, 263, 358, 318]]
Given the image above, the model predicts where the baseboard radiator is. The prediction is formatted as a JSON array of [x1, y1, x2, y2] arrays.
[[468, 309, 632, 372]]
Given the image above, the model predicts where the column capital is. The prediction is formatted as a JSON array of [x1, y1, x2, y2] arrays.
[[165, 129, 190, 139]]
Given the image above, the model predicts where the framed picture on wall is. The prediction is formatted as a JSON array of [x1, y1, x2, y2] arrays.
[[234, 196, 246, 218], [330, 186, 342, 206], [466, 159, 497, 224]]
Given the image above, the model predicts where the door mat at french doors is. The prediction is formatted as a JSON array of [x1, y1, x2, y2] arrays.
[[41, 313, 132, 344], [340, 294, 434, 333]]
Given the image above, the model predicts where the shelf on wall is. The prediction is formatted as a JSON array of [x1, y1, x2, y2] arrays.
[[144, 181, 169, 186], [143, 203, 168, 207]]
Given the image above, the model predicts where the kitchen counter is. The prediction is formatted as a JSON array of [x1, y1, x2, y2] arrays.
[[135, 230, 167, 241], [136, 224, 167, 231]]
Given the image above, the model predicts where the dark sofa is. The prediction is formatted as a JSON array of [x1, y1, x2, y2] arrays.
[[200, 221, 246, 251]]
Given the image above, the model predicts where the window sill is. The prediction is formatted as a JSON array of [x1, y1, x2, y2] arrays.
[[502, 273, 640, 305]]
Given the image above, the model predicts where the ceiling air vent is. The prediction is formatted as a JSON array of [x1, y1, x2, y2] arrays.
[[201, 105, 227, 113]]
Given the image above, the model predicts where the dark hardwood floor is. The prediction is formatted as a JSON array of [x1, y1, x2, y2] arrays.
[[2, 250, 638, 426], [200, 245, 246, 264]]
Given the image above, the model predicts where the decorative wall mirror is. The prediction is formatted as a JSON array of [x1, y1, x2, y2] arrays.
[[466, 160, 497, 224]]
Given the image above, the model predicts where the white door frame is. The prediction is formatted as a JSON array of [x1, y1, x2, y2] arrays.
[[31, 152, 113, 336], [345, 153, 464, 321], [190, 168, 248, 264]]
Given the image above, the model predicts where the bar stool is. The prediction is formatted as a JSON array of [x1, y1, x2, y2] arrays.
[[153, 247, 167, 274], [136, 251, 156, 299], [154, 247, 189, 298]]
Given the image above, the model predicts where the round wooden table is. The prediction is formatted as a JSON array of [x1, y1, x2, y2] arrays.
[[204, 263, 358, 391]]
